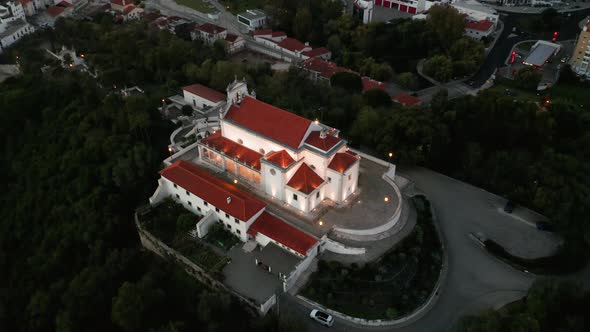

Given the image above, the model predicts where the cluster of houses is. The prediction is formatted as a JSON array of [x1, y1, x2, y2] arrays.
[[0, 0, 34, 53]]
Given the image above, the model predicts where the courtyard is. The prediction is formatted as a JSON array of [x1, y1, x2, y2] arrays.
[[319, 158, 400, 231]]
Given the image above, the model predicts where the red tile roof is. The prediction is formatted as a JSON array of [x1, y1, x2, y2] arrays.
[[265, 150, 296, 168], [271, 31, 287, 38], [197, 22, 226, 35], [200, 131, 262, 170], [160, 160, 266, 221], [247, 212, 317, 256], [328, 152, 359, 173], [304, 131, 342, 152], [287, 163, 324, 195], [123, 4, 137, 14], [110, 0, 129, 6], [362, 77, 386, 92], [277, 38, 308, 52], [57, 0, 72, 7], [301, 57, 355, 79], [47, 6, 66, 17], [253, 29, 272, 36], [182, 84, 226, 103], [225, 33, 240, 42], [465, 20, 494, 32], [392, 93, 422, 107], [302, 47, 331, 58], [224, 96, 312, 150]]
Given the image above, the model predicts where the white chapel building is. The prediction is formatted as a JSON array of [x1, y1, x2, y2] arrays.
[[197, 79, 361, 213]]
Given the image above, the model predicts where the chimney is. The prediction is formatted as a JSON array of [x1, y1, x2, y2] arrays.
[[227, 197, 232, 204]]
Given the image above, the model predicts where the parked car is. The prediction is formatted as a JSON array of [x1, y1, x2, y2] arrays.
[[310, 309, 334, 327], [536, 221, 555, 232]]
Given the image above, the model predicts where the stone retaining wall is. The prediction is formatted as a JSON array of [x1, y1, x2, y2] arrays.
[[135, 212, 273, 315]]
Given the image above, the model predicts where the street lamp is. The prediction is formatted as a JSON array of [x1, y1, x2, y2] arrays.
[[318, 220, 323, 226], [384, 196, 389, 203], [388, 152, 394, 164], [233, 179, 238, 184]]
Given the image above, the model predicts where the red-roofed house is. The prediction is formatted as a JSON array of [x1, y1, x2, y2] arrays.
[[121, 5, 144, 21], [392, 93, 423, 107], [301, 47, 332, 60], [465, 19, 494, 40], [182, 83, 226, 110], [110, 0, 133, 12], [301, 57, 385, 92], [191, 23, 227, 44], [191, 78, 360, 213], [224, 33, 245, 54]]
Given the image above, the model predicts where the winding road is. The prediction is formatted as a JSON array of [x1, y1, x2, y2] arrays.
[[281, 167, 565, 332]]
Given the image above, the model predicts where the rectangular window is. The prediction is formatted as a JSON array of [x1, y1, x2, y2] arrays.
[[197, 207, 201, 212], [234, 218, 239, 224], [236, 229, 241, 234], [348, 174, 352, 181], [175, 194, 180, 199], [216, 208, 220, 213], [293, 193, 298, 201], [225, 213, 230, 219], [188, 201, 192, 206], [327, 177, 332, 183], [186, 190, 190, 196], [316, 191, 320, 198], [173, 184, 178, 188], [204, 201, 208, 206]]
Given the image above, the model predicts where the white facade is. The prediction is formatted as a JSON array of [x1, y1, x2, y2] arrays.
[[0, 1, 25, 22], [195, 79, 361, 214], [152, 177, 263, 242], [237, 9, 266, 31], [451, 0, 499, 25], [353, 0, 374, 24], [0, 17, 34, 53], [183, 89, 224, 110]]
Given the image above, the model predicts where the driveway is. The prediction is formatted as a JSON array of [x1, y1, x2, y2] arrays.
[[283, 166, 564, 332]]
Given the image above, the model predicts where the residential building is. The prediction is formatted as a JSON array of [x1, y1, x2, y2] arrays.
[[465, 19, 494, 40], [45, 0, 73, 20], [450, 0, 499, 26], [374, 0, 428, 15], [253, 29, 332, 61], [301, 57, 386, 92], [109, 0, 132, 12], [353, 0, 374, 23], [18, 0, 37, 16], [224, 33, 245, 54], [571, 21, 590, 78], [191, 22, 227, 44], [0, 0, 25, 22], [0, 17, 33, 53], [237, 9, 266, 31]]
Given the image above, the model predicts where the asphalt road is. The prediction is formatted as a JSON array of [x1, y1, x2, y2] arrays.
[[282, 167, 555, 332]]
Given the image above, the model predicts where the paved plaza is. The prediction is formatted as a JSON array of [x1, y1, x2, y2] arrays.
[[320, 159, 399, 230]]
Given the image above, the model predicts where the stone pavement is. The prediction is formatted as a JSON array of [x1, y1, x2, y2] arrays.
[[321, 192, 417, 265]]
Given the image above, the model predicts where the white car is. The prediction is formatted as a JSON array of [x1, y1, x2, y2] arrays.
[[310, 309, 334, 327]]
